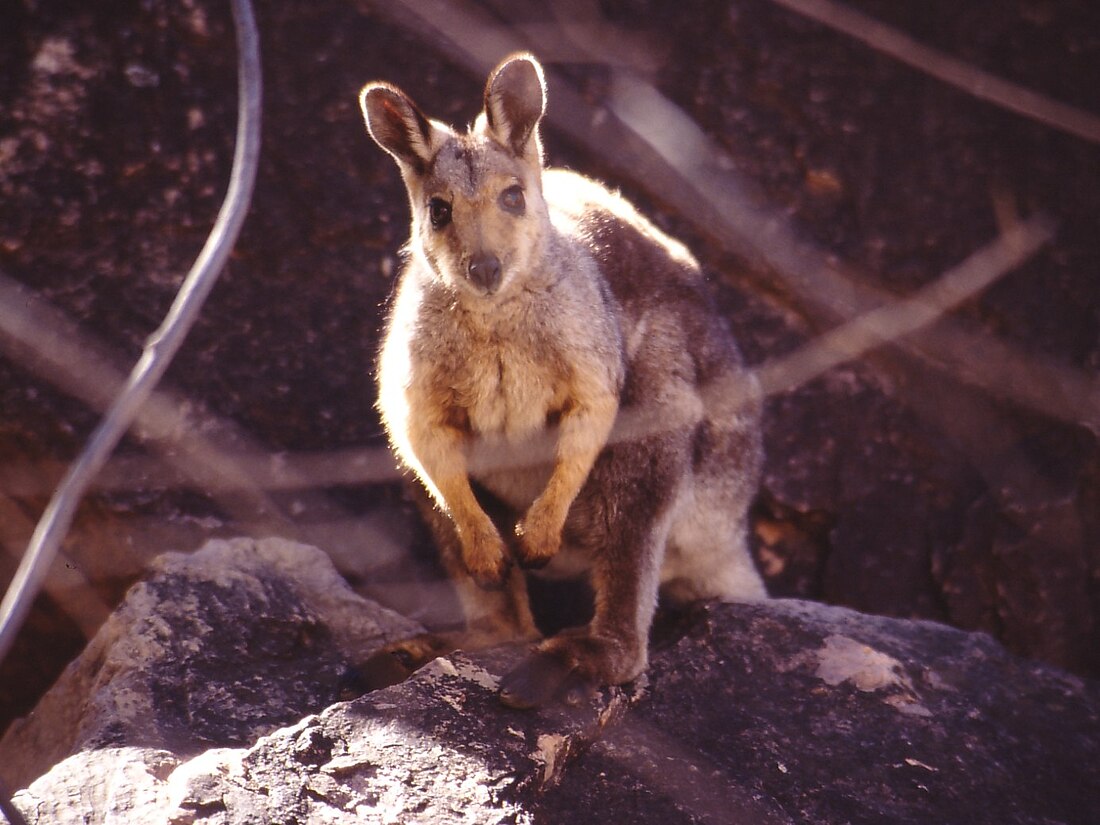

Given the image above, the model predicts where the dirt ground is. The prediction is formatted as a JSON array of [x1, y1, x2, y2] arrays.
[[0, 0, 1097, 733]]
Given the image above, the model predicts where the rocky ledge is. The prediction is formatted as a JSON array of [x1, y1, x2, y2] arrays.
[[1, 538, 1096, 824]]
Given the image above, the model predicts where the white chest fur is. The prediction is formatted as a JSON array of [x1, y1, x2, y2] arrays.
[[405, 273, 571, 442], [454, 335, 560, 440]]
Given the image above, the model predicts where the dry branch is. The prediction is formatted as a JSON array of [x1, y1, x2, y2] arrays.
[[770, 0, 1100, 145]]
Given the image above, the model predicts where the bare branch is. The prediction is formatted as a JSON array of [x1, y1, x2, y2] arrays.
[[1, 213, 1053, 502], [770, 0, 1100, 145], [754, 215, 1056, 398], [0, 272, 414, 589]]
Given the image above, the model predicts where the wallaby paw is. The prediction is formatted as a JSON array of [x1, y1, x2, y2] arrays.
[[468, 553, 512, 590], [461, 523, 511, 589], [499, 632, 646, 709], [500, 630, 634, 709], [513, 505, 562, 569], [337, 633, 455, 700]]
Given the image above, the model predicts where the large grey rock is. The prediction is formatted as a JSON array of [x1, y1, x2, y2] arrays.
[[538, 601, 1100, 824], [3, 536, 1097, 824], [8, 650, 636, 825], [1, 0, 1098, 710], [0, 536, 420, 793], [1, 537, 635, 824]]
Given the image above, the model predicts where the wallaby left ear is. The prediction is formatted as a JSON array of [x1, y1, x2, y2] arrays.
[[483, 53, 546, 159], [360, 82, 438, 173]]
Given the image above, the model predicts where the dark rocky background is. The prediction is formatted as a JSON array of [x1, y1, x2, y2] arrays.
[[1, 0, 1097, 738]]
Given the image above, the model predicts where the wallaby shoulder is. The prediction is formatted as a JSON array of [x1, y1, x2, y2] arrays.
[[544, 168, 703, 296], [544, 168, 748, 389]]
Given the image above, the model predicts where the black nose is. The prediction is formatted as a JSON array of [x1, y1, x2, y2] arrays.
[[467, 253, 502, 293]]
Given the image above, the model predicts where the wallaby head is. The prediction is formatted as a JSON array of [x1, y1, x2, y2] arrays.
[[360, 54, 550, 301]]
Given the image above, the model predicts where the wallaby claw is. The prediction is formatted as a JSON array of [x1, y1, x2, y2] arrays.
[[513, 521, 559, 570], [499, 649, 594, 709], [467, 554, 512, 590]]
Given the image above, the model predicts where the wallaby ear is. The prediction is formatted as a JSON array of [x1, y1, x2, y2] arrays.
[[360, 83, 437, 172], [483, 53, 546, 158]]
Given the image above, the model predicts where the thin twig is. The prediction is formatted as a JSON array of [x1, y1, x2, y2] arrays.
[[769, 0, 1100, 144], [753, 215, 1056, 397], [0, 0, 263, 666]]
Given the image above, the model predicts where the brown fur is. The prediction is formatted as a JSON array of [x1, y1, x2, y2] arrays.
[[358, 54, 765, 707]]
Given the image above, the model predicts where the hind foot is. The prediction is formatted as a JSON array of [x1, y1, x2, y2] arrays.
[[498, 631, 644, 709]]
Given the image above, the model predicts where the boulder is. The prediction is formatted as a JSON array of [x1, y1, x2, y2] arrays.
[[2, 537, 1097, 824], [0, 537, 420, 793], [541, 601, 1100, 824]]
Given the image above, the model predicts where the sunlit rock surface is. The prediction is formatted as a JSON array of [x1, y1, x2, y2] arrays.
[[0, 538, 420, 793], [3, 538, 1097, 824]]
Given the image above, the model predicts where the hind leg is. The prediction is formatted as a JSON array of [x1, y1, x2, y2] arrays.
[[499, 437, 681, 708], [661, 478, 766, 606], [661, 399, 766, 605]]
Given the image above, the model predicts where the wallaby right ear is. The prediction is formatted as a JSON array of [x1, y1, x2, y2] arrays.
[[360, 83, 437, 172], [483, 54, 546, 159]]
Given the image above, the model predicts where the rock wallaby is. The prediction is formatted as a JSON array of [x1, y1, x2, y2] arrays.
[[357, 53, 765, 708]]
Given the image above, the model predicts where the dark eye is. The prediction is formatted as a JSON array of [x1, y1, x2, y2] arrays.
[[428, 197, 452, 229], [498, 185, 525, 215]]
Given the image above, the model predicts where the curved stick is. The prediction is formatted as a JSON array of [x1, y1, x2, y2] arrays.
[[0, 0, 263, 667]]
